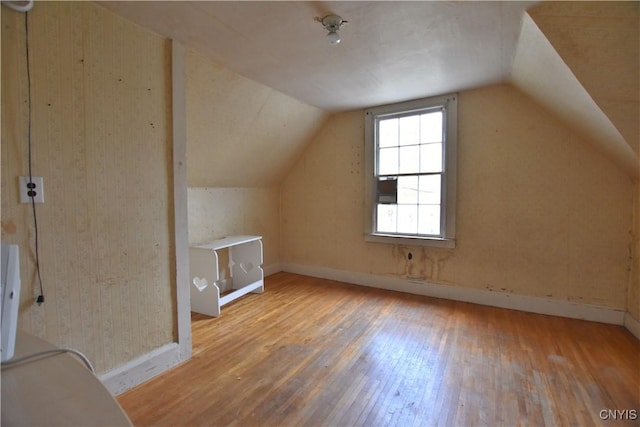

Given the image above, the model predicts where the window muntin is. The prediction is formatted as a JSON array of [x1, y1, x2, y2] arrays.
[[365, 94, 457, 247]]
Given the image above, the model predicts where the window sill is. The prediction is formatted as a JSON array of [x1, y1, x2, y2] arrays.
[[365, 233, 456, 248]]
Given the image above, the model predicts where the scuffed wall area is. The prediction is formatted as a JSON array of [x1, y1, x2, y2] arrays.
[[1, 3, 175, 373], [281, 84, 634, 309], [185, 49, 327, 188], [187, 187, 280, 271]]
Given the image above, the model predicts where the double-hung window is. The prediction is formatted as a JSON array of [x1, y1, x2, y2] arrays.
[[364, 94, 457, 248]]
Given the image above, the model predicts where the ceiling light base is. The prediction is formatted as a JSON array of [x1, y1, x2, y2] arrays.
[[319, 14, 347, 45], [321, 15, 344, 33]]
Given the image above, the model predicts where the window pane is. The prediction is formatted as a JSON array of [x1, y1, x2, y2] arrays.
[[366, 94, 456, 242], [397, 205, 418, 234], [377, 204, 397, 233], [378, 147, 398, 175], [399, 145, 419, 174], [420, 143, 442, 173], [397, 176, 418, 204], [420, 111, 443, 143], [419, 175, 441, 205], [399, 115, 420, 146], [418, 205, 440, 235], [379, 118, 398, 148]]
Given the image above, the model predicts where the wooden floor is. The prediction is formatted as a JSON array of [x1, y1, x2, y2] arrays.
[[118, 272, 640, 426]]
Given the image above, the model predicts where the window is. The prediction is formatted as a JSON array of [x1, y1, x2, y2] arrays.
[[364, 94, 457, 248]]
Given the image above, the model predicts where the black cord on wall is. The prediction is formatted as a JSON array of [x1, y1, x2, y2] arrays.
[[24, 11, 45, 305]]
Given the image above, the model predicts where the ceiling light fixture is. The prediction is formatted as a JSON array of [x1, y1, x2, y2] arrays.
[[318, 14, 347, 45], [1, 0, 34, 12]]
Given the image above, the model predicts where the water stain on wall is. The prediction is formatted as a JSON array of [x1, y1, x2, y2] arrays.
[[1, 220, 17, 234], [391, 246, 454, 282]]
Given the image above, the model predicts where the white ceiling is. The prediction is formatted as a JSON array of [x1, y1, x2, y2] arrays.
[[99, 1, 537, 112]]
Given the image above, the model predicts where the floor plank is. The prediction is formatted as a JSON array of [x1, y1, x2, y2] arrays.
[[118, 272, 640, 426]]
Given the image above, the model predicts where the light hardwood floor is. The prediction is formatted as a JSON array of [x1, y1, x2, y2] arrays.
[[118, 272, 640, 426]]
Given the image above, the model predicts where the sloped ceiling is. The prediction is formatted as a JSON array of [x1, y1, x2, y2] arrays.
[[510, 1, 639, 178], [99, 1, 535, 111], [99, 1, 639, 180], [529, 1, 639, 156], [185, 49, 327, 187], [510, 11, 638, 177]]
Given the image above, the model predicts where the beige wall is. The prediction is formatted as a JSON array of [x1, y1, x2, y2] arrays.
[[185, 49, 326, 267], [187, 187, 280, 270], [185, 49, 327, 188], [1, 3, 175, 373], [281, 84, 635, 309]]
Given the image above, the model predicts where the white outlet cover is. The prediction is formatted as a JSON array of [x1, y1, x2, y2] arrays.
[[19, 176, 44, 204]]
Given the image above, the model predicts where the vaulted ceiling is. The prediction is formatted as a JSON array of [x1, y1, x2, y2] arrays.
[[100, 1, 639, 179], [513, 1, 638, 177], [99, 1, 536, 111]]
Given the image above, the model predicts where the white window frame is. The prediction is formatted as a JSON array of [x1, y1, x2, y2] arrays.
[[364, 93, 457, 248]]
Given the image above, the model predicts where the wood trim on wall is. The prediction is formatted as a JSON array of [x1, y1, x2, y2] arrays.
[[282, 263, 627, 326], [100, 343, 181, 394], [624, 312, 640, 340], [263, 263, 283, 278], [100, 39, 192, 396], [171, 40, 192, 364]]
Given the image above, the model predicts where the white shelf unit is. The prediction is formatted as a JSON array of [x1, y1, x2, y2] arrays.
[[189, 235, 264, 317]]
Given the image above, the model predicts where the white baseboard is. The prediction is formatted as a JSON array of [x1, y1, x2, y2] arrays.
[[99, 262, 632, 397], [100, 264, 282, 396], [624, 312, 640, 340], [263, 263, 282, 277], [100, 342, 184, 395], [282, 263, 625, 325]]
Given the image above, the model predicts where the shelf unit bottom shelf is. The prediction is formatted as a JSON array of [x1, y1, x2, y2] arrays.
[[219, 280, 264, 306]]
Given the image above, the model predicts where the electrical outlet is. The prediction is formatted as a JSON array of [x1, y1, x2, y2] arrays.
[[19, 176, 44, 204]]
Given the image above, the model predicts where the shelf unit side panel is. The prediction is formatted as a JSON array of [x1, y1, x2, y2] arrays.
[[188, 247, 221, 316], [230, 240, 263, 289]]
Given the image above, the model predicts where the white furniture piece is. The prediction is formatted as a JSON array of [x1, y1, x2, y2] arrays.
[[189, 235, 264, 317], [1, 243, 21, 362], [1, 331, 132, 426]]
